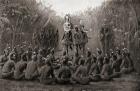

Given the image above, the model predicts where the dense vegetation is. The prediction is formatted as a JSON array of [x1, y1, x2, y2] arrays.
[[0, 0, 59, 53], [67, 0, 140, 52], [0, 0, 140, 56]]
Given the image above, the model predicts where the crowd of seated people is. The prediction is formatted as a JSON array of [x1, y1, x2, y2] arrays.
[[0, 46, 134, 85]]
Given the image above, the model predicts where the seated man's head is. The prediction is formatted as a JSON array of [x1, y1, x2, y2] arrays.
[[103, 57, 109, 64], [93, 56, 97, 63], [122, 52, 127, 57], [9, 53, 16, 61], [126, 52, 131, 57], [87, 51, 91, 57], [63, 57, 69, 65], [32, 55, 37, 62], [110, 52, 114, 57], [97, 48, 102, 55], [21, 53, 27, 62], [4, 50, 9, 56], [115, 47, 121, 54], [38, 49, 44, 55], [105, 53, 110, 59], [45, 60, 52, 66], [75, 26, 79, 32], [80, 59, 85, 65], [113, 55, 117, 61]]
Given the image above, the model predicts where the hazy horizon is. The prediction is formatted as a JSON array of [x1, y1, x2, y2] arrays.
[[37, 0, 105, 16]]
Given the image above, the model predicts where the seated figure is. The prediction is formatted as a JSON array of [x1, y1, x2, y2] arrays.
[[100, 57, 112, 81], [39, 59, 56, 84], [57, 57, 72, 84], [72, 59, 90, 85], [0, 51, 9, 67], [25, 55, 38, 80], [14, 54, 27, 80], [120, 52, 134, 74], [111, 55, 121, 78], [89, 57, 101, 81], [72, 52, 81, 72], [86, 51, 93, 74], [2, 53, 15, 79]]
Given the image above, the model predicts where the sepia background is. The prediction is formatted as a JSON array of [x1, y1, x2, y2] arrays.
[[0, 0, 140, 91]]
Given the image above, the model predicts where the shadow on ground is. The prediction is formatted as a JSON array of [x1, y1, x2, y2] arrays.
[[0, 74, 140, 91]]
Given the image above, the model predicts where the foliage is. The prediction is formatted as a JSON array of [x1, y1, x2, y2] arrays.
[[68, 0, 140, 51], [99, 0, 140, 49], [0, 0, 59, 53]]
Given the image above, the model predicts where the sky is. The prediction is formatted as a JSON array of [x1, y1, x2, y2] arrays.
[[37, 0, 105, 16]]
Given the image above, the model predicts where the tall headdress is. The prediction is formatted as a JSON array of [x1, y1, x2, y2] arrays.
[[64, 14, 71, 22], [64, 14, 72, 32]]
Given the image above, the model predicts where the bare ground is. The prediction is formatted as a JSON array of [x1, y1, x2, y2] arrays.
[[0, 74, 140, 91]]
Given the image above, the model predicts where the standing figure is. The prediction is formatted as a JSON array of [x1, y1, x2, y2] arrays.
[[100, 27, 105, 54], [80, 25, 88, 55], [40, 29, 46, 49], [100, 26, 111, 54], [104, 27, 110, 54], [62, 14, 73, 55], [73, 26, 82, 55], [32, 31, 39, 48], [54, 29, 59, 48]]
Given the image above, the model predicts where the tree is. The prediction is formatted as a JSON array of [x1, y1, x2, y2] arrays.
[[0, 0, 59, 53]]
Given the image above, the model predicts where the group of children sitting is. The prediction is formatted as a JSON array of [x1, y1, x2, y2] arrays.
[[0, 46, 134, 85]]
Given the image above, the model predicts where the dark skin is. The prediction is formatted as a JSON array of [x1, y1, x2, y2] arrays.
[[39, 61, 55, 84], [112, 55, 121, 72], [0, 53, 8, 66], [57, 60, 72, 79], [56, 58, 72, 84], [74, 27, 81, 55]]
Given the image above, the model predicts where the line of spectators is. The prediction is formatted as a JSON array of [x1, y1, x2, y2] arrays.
[[0, 46, 134, 85]]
